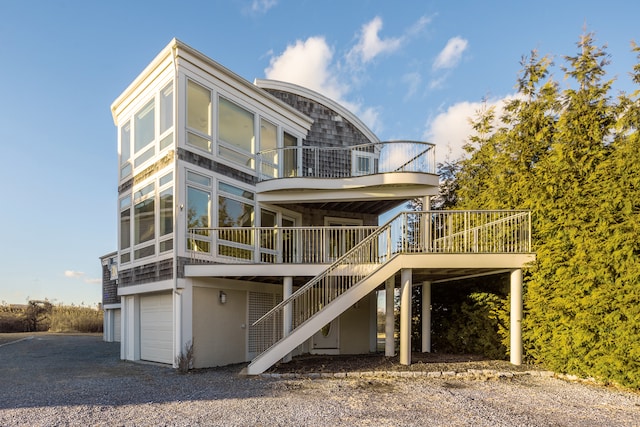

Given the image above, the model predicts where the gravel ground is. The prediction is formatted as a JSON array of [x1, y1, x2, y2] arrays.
[[1, 333, 639, 426]]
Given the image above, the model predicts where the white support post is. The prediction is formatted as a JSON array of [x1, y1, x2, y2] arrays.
[[369, 292, 377, 353], [423, 196, 431, 252], [399, 269, 412, 366], [421, 281, 431, 353], [385, 277, 395, 357], [510, 269, 523, 365], [283, 276, 293, 363], [173, 289, 183, 369]]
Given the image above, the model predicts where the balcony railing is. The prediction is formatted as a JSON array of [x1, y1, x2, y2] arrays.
[[188, 226, 379, 264], [256, 140, 436, 181], [188, 210, 531, 265]]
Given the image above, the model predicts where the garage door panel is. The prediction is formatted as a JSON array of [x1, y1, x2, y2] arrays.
[[140, 294, 173, 364]]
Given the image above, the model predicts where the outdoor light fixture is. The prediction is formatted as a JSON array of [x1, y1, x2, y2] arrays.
[[219, 291, 227, 305]]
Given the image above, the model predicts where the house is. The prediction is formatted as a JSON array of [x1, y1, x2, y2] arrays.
[[102, 39, 534, 374]]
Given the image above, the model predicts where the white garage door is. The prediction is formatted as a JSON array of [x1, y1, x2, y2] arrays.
[[113, 309, 121, 342], [140, 293, 173, 364]]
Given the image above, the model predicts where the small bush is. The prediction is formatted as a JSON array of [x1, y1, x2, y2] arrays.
[[176, 340, 194, 374]]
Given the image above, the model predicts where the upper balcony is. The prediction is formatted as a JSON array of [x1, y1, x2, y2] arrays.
[[255, 141, 439, 214]]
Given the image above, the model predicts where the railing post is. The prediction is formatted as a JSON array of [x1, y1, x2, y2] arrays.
[[314, 146, 319, 178]]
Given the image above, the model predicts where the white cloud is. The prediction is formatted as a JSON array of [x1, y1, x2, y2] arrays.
[[347, 16, 403, 65], [433, 36, 468, 70], [249, 0, 277, 14], [265, 36, 346, 102], [265, 36, 383, 132], [424, 95, 514, 165], [64, 270, 84, 278], [64, 270, 100, 285]]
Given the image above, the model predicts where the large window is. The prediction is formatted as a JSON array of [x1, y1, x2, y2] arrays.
[[283, 131, 298, 177], [159, 83, 174, 151], [159, 172, 173, 253], [120, 122, 132, 179], [259, 119, 278, 178], [133, 183, 156, 251], [134, 100, 155, 167], [186, 171, 212, 253], [218, 182, 254, 227], [218, 97, 255, 168], [187, 80, 212, 152], [217, 181, 255, 260], [118, 81, 173, 179], [119, 196, 131, 263]]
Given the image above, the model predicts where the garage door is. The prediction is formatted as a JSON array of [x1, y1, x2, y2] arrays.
[[113, 309, 121, 342], [140, 293, 173, 364]]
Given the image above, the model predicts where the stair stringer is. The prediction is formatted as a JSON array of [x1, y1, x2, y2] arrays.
[[245, 255, 403, 375]]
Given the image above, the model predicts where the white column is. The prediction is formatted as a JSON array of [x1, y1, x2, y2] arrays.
[[421, 281, 431, 353], [399, 269, 412, 366], [369, 292, 377, 353], [173, 289, 183, 369], [385, 277, 395, 357], [510, 269, 523, 365], [283, 276, 293, 363], [422, 196, 431, 251]]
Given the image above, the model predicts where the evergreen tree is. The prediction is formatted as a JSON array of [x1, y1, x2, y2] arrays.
[[436, 32, 640, 388], [525, 33, 617, 375]]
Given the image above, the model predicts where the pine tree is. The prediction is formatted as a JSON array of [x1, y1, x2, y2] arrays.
[[526, 33, 617, 375]]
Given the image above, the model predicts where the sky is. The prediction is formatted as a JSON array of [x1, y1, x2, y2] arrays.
[[0, 0, 638, 306]]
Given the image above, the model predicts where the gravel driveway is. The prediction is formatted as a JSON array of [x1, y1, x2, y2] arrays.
[[1, 333, 639, 426]]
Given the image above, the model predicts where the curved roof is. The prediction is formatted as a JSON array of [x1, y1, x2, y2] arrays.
[[254, 79, 380, 144]]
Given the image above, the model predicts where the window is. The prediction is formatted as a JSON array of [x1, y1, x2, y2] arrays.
[[159, 172, 173, 253], [159, 84, 173, 134], [119, 196, 131, 263], [133, 182, 155, 259], [218, 97, 254, 168], [186, 171, 212, 253], [159, 190, 173, 236], [159, 83, 174, 151], [120, 122, 132, 179], [187, 80, 212, 152], [134, 192, 155, 245], [259, 119, 278, 178], [352, 151, 378, 176], [283, 132, 298, 177], [218, 182, 254, 227], [217, 181, 255, 260], [134, 100, 155, 153]]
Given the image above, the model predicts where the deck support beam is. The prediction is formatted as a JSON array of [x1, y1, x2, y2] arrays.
[[385, 277, 395, 357], [510, 269, 523, 365], [399, 269, 412, 365], [421, 281, 431, 353], [283, 276, 293, 363]]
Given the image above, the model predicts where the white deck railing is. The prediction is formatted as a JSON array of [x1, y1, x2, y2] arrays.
[[256, 140, 436, 180], [188, 226, 378, 264], [249, 210, 531, 355], [188, 210, 531, 264]]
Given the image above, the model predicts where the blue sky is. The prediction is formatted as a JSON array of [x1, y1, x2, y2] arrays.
[[0, 0, 638, 305]]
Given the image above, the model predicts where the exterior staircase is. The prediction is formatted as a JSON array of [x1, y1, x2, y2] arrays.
[[244, 210, 531, 375]]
